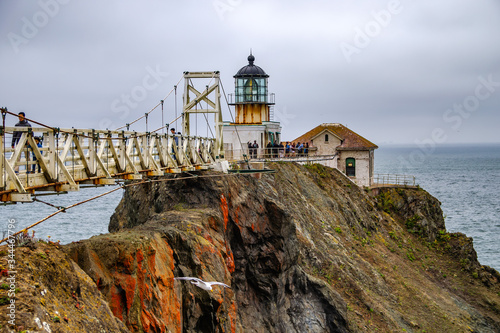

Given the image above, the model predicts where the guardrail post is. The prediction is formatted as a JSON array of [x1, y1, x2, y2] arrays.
[[120, 131, 126, 171]]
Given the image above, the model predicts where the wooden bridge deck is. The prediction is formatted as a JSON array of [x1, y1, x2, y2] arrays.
[[1, 126, 223, 202]]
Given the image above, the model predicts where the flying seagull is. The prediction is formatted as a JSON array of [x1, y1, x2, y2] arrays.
[[174, 277, 231, 291]]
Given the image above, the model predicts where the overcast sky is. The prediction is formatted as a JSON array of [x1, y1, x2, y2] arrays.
[[1, 0, 499, 145]]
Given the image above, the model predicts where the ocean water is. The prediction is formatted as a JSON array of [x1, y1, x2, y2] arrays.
[[1, 144, 499, 272], [374, 144, 500, 271], [1, 185, 123, 245]]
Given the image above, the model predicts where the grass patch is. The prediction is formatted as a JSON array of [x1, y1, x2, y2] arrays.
[[406, 250, 416, 262], [405, 214, 423, 235], [377, 191, 394, 213]]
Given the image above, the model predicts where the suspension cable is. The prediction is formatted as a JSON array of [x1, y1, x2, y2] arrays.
[[174, 85, 178, 131], [32, 197, 67, 211], [115, 74, 184, 131], [161, 100, 164, 134]]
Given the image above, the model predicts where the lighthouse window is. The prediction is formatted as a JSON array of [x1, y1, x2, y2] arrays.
[[235, 77, 267, 103], [244, 79, 258, 102]]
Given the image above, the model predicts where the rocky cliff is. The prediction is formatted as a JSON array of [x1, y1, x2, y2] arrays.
[[0, 241, 129, 332], [2, 162, 499, 332]]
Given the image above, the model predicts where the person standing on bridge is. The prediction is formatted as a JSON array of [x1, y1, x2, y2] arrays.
[[11, 112, 32, 172], [11, 112, 31, 148], [170, 128, 179, 146], [32, 136, 43, 173], [170, 128, 179, 161]]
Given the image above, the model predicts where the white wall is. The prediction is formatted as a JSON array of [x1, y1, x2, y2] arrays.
[[310, 131, 342, 155], [337, 150, 372, 187], [223, 122, 281, 161], [308, 130, 375, 187]]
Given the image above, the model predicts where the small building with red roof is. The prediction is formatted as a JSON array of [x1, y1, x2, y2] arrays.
[[292, 123, 378, 186]]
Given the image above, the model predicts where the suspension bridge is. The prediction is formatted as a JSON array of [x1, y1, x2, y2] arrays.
[[0, 72, 230, 203]]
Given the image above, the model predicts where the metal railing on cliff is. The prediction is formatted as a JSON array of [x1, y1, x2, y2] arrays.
[[371, 173, 416, 187]]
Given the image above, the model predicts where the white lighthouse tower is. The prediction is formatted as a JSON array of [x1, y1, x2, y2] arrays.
[[223, 53, 282, 160]]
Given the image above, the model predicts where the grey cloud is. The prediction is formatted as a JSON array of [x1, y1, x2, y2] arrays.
[[1, 0, 499, 143]]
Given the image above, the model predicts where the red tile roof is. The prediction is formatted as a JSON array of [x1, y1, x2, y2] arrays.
[[292, 123, 378, 150]]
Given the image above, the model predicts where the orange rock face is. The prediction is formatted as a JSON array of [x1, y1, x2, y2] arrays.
[[67, 233, 185, 332]]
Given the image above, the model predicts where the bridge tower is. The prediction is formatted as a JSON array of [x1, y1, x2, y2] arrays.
[[182, 71, 224, 159]]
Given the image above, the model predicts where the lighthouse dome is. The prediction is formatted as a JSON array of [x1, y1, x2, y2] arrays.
[[234, 54, 269, 77]]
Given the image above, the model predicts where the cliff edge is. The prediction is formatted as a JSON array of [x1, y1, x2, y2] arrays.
[[2, 162, 499, 332]]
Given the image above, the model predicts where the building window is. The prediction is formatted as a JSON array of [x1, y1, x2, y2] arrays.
[[346, 158, 355, 177], [325, 134, 329, 143]]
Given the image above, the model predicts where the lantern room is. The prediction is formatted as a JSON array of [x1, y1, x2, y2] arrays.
[[230, 53, 275, 124]]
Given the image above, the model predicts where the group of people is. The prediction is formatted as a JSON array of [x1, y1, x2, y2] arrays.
[[247, 140, 259, 159], [247, 140, 311, 159], [265, 141, 284, 158], [265, 141, 310, 158], [284, 141, 309, 157]]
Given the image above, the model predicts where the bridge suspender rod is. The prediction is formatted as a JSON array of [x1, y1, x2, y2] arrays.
[[115, 74, 184, 131]]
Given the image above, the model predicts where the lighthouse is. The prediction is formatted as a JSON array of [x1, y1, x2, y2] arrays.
[[233, 53, 273, 124], [223, 53, 282, 160]]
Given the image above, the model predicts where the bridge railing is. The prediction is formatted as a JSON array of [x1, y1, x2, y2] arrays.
[[1, 126, 219, 201]]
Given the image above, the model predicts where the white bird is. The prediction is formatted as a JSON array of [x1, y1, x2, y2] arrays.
[[174, 277, 231, 291]]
